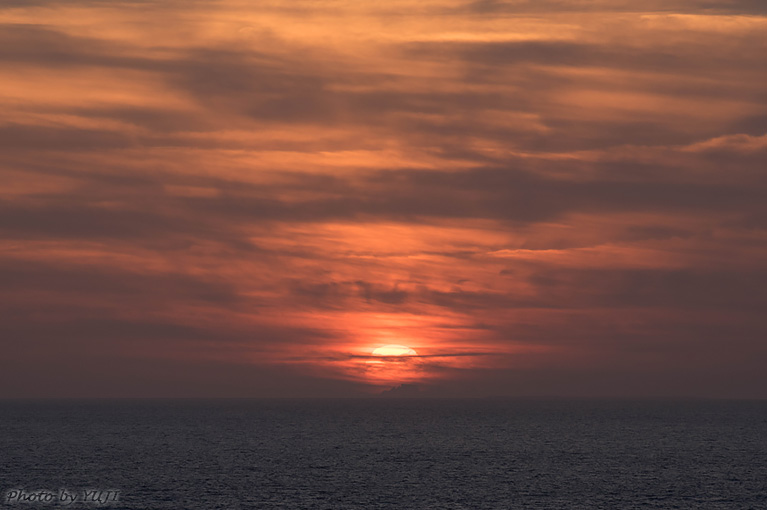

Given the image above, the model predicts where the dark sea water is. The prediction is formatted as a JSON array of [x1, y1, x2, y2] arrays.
[[1, 399, 766, 509]]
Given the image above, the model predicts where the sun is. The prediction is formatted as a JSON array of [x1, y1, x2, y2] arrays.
[[371, 344, 418, 357], [362, 344, 422, 386]]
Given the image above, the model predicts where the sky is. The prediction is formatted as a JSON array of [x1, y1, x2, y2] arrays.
[[1, 0, 766, 398]]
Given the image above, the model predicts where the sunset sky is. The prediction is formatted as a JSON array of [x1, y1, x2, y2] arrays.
[[1, 0, 766, 398]]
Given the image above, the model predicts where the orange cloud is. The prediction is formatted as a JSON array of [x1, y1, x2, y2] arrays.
[[1, 0, 766, 397]]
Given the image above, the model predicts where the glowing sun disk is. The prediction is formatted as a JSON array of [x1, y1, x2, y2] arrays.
[[371, 344, 418, 356]]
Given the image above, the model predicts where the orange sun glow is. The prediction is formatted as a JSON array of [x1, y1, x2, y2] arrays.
[[371, 345, 418, 357]]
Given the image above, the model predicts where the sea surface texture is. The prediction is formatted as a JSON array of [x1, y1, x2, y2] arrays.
[[1, 399, 766, 509]]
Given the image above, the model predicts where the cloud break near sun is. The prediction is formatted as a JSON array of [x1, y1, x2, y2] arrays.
[[1, 0, 766, 397]]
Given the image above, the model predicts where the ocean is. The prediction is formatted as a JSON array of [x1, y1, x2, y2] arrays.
[[1, 399, 766, 509]]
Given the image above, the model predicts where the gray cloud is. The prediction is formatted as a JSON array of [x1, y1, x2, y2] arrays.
[[0, 258, 242, 304], [3, 18, 763, 157], [461, 0, 767, 15], [1, 156, 762, 248]]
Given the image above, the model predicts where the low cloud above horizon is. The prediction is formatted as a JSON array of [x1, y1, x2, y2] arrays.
[[1, 0, 766, 398]]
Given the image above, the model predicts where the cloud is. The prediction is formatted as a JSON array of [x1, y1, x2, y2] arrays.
[[0, 258, 241, 303], [461, 0, 767, 15], [0, 356, 371, 398], [526, 267, 767, 311], [684, 133, 767, 154], [1, 0, 766, 397]]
